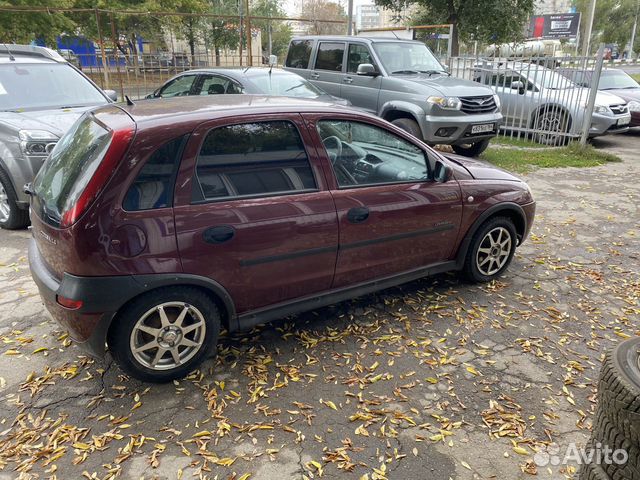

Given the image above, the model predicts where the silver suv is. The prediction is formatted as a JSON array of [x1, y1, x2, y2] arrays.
[[0, 45, 116, 229], [284, 37, 503, 157]]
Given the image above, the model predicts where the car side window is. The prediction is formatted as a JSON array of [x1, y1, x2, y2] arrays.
[[285, 40, 313, 69], [315, 42, 345, 72], [123, 135, 187, 211], [317, 120, 429, 188], [199, 75, 243, 95], [347, 44, 375, 73], [160, 75, 196, 97], [192, 121, 317, 202]]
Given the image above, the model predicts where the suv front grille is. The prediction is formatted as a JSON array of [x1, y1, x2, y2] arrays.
[[460, 96, 497, 114], [610, 104, 628, 115]]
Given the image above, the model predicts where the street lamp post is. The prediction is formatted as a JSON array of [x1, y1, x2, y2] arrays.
[[581, 0, 597, 56]]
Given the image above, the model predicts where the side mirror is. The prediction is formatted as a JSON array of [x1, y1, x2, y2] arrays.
[[434, 160, 452, 183], [268, 54, 277, 66], [104, 89, 118, 102], [356, 63, 378, 77], [510, 81, 525, 94]]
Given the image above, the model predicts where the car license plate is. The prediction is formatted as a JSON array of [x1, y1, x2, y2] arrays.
[[471, 123, 494, 134], [617, 117, 630, 126]]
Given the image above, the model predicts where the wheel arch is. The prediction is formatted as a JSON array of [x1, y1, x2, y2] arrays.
[[455, 202, 527, 269]]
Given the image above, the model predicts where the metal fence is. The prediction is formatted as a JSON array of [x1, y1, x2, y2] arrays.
[[446, 49, 633, 146]]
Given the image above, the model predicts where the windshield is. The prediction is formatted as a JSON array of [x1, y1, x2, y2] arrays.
[[525, 68, 576, 90], [0, 63, 106, 111], [249, 73, 325, 98], [600, 70, 639, 90], [372, 42, 445, 74]]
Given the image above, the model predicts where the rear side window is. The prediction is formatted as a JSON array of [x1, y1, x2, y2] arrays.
[[285, 40, 313, 69], [192, 121, 316, 202], [315, 42, 345, 71], [33, 114, 112, 226], [123, 135, 187, 211]]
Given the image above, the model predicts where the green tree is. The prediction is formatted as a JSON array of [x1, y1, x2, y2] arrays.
[[300, 0, 347, 35], [205, 0, 242, 66], [161, 0, 209, 65], [251, 0, 292, 58], [0, 0, 76, 45], [375, 0, 534, 56], [574, 0, 639, 55]]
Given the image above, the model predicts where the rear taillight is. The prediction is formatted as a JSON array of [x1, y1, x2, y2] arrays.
[[60, 127, 134, 228], [56, 295, 83, 310]]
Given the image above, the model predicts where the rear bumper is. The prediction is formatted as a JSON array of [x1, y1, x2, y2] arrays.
[[29, 238, 113, 358]]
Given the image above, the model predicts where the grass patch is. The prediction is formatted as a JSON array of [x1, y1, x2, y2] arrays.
[[492, 135, 546, 148], [480, 142, 621, 174], [631, 73, 640, 83]]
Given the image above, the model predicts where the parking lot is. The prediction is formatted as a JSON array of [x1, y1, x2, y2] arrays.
[[0, 130, 638, 479]]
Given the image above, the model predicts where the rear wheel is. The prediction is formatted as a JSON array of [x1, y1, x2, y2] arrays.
[[452, 139, 491, 157], [0, 169, 29, 230], [109, 287, 220, 383], [463, 217, 517, 283], [391, 117, 423, 140]]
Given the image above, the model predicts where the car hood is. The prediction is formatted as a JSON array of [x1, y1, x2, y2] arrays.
[[391, 73, 495, 97], [444, 152, 522, 181], [0, 106, 92, 137], [595, 90, 628, 106], [599, 87, 640, 102]]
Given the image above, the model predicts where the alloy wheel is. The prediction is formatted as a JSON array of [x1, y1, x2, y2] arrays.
[[476, 227, 512, 276], [129, 302, 207, 371], [0, 182, 10, 223]]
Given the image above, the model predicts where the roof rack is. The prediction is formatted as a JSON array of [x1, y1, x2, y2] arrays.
[[0, 44, 65, 63]]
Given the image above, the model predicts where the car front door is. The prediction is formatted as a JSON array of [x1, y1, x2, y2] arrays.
[[309, 115, 463, 288], [491, 70, 537, 128], [343, 43, 381, 113], [173, 115, 338, 314], [309, 41, 346, 98]]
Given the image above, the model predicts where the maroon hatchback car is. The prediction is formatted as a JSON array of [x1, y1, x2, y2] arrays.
[[28, 95, 535, 382]]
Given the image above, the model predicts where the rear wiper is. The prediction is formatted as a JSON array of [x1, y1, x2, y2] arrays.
[[59, 105, 85, 109]]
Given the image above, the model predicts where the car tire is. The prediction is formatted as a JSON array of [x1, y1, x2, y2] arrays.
[[463, 216, 517, 283], [532, 108, 570, 146], [595, 338, 640, 444], [452, 139, 491, 157], [391, 117, 423, 140], [0, 168, 29, 230], [108, 287, 220, 383], [589, 407, 640, 480]]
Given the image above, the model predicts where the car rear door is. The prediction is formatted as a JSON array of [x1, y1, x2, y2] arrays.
[[173, 114, 338, 314], [309, 41, 346, 98], [308, 115, 463, 287]]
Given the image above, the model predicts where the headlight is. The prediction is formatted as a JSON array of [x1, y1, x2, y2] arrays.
[[493, 94, 501, 111], [628, 100, 640, 112], [593, 105, 611, 115], [19, 130, 58, 156], [427, 96, 461, 110]]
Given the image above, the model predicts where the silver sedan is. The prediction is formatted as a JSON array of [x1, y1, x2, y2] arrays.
[[474, 62, 631, 144]]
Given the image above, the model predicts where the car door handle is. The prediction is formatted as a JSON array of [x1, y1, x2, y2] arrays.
[[343, 76, 353, 84], [203, 225, 235, 244], [347, 206, 370, 224], [310, 73, 320, 80]]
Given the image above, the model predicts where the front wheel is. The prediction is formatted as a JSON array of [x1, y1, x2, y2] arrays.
[[452, 139, 491, 157], [109, 287, 220, 382], [0, 169, 29, 230], [391, 117, 423, 140], [463, 217, 517, 282]]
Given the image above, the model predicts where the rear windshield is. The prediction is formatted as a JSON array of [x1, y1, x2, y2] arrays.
[[33, 114, 112, 226], [248, 73, 324, 98]]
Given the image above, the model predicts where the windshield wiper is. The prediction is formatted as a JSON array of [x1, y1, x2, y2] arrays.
[[391, 69, 420, 75], [418, 69, 450, 77]]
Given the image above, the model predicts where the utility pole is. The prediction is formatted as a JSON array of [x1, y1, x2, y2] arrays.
[[347, 0, 353, 35], [581, 0, 597, 56], [630, 1, 638, 60]]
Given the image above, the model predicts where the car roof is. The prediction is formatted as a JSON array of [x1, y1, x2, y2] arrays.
[[116, 94, 364, 126], [291, 35, 422, 45], [0, 44, 65, 64], [177, 67, 300, 79]]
